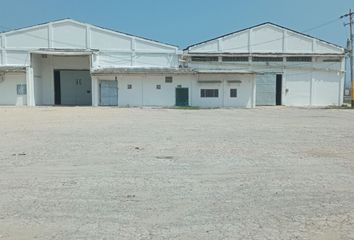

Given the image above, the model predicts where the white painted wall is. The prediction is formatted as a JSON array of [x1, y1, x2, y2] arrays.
[[187, 23, 344, 55], [0, 73, 27, 105], [94, 73, 255, 108], [187, 56, 344, 107], [192, 74, 255, 108], [95, 74, 194, 107], [0, 19, 179, 69]]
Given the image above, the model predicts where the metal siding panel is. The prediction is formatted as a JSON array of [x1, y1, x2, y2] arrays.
[[284, 71, 311, 106], [60, 71, 92, 106]]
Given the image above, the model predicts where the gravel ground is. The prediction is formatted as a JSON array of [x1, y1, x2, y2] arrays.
[[0, 107, 354, 240]]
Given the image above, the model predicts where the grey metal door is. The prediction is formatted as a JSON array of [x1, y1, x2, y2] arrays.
[[100, 80, 118, 106], [59, 70, 92, 106], [256, 74, 276, 106]]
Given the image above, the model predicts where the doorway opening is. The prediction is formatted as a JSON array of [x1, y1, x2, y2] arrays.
[[276, 74, 282, 106]]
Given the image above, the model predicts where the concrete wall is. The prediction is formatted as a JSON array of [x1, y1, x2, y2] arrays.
[[93, 73, 255, 108], [0, 73, 27, 105]]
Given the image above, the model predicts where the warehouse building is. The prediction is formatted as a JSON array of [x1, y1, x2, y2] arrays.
[[185, 23, 346, 106], [0, 19, 345, 108]]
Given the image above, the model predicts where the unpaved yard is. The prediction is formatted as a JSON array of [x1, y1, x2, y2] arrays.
[[0, 107, 354, 240]]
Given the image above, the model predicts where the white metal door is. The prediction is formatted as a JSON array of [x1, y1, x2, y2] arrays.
[[100, 80, 118, 106], [256, 74, 276, 106]]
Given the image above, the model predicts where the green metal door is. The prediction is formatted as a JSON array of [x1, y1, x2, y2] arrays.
[[176, 88, 189, 106]]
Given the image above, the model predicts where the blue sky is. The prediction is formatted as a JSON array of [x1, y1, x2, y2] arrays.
[[0, 0, 353, 49]]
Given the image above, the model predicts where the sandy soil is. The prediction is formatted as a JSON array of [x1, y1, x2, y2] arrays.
[[0, 107, 354, 240]]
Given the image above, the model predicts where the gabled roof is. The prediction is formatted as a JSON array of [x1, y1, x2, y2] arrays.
[[184, 22, 344, 52], [0, 18, 178, 49]]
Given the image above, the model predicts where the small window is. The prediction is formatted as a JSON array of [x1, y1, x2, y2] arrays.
[[17, 84, 27, 95], [156, 84, 161, 90], [165, 76, 173, 83], [230, 89, 237, 98], [222, 56, 249, 62], [177, 85, 182, 88], [127, 84, 132, 89], [201, 89, 219, 98], [191, 56, 219, 62], [252, 57, 283, 62], [286, 57, 312, 62]]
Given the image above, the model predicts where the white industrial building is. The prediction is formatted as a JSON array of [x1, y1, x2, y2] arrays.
[[185, 23, 346, 107], [0, 19, 345, 108]]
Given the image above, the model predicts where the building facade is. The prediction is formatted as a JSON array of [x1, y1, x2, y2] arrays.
[[185, 23, 346, 107], [0, 19, 345, 108]]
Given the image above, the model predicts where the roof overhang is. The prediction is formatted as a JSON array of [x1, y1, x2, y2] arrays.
[[91, 68, 256, 75], [195, 69, 256, 74], [186, 52, 345, 57], [91, 67, 256, 75], [91, 67, 195, 75], [0, 66, 26, 73], [30, 48, 98, 56]]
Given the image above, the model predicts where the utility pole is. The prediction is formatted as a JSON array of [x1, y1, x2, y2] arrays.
[[341, 9, 354, 107]]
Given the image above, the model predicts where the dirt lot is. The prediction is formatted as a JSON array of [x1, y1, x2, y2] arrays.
[[0, 107, 354, 240]]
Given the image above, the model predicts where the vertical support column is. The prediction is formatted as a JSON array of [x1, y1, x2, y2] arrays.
[[312, 39, 316, 54], [131, 37, 136, 66], [92, 53, 99, 69], [221, 80, 225, 107], [310, 46, 316, 105], [86, 25, 91, 49], [282, 30, 287, 53], [48, 23, 53, 48], [248, 29, 252, 53], [91, 76, 99, 107], [248, 29, 253, 72], [217, 39, 223, 52], [2, 33, 7, 65], [310, 62, 315, 106], [310, 76, 314, 106], [251, 74, 256, 108], [26, 66, 35, 106]]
